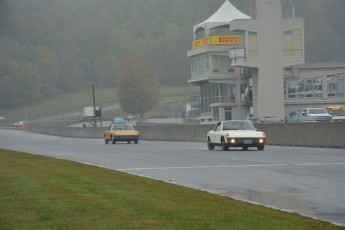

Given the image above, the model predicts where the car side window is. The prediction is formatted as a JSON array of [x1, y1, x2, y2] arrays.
[[215, 123, 221, 132]]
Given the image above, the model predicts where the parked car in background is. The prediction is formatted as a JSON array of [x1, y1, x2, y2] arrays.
[[292, 116, 317, 123], [248, 116, 284, 124], [247, 116, 283, 123], [300, 108, 332, 122], [14, 121, 31, 127], [330, 109, 345, 122], [104, 123, 140, 144], [258, 116, 284, 123], [207, 120, 266, 151]]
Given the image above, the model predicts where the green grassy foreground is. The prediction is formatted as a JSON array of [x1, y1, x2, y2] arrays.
[[0, 149, 343, 230]]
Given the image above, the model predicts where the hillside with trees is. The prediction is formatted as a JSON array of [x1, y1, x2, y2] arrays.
[[0, 0, 344, 109]]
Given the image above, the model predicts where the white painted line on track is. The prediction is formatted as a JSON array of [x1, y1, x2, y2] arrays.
[[118, 162, 345, 172]]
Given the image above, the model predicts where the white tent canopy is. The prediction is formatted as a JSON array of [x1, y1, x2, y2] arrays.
[[193, 0, 250, 34]]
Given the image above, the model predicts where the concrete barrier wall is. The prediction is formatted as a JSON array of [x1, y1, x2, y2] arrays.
[[29, 125, 106, 139], [29, 122, 345, 148], [134, 124, 210, 142], [254, 123, 345, 148]]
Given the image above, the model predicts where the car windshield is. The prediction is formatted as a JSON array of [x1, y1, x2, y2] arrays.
[[111, 124, 133, 130], [112, 117, 126, 123], [309, 109, 326, 114], [222, 121, 255, 131]]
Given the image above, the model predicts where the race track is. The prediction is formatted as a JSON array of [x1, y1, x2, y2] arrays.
[[1, 129, 344, 226]]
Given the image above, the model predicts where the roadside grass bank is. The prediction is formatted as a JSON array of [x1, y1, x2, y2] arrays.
[[0, 149, 343, 230]]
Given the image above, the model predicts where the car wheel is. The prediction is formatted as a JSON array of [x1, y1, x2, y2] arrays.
[[104, 136, 109, 144], [112, 137, 116, 144], [242, 146, 248, 151], [257, 145, 264, 151], [127, 141, 131, 144], [207, 138, 214, 150], [134, 140, 138, 144], [221, 137, 228, 151]]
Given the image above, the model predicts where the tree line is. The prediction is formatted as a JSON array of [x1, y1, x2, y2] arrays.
[[0, 0, 344, 109]]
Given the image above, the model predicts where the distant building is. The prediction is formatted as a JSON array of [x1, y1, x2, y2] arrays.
[[187, 0, 345, 121]]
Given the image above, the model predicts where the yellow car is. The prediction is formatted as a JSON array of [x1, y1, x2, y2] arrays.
[[104, 123, 140, 144]]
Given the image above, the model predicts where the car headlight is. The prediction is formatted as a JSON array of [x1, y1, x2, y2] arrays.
[[259, 133, 266, 144]]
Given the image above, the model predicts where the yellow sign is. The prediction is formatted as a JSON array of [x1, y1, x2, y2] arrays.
[[322, 105, 345, 111], [192, 37, 210, 49], [192, 35, 240, 49], [212, 35, 240, 45]]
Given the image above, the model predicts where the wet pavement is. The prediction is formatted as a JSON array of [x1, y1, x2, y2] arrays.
[[1, 129, 344, 226]]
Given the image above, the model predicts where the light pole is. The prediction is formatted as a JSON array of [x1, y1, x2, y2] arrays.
[[92, 84, 97, 127]]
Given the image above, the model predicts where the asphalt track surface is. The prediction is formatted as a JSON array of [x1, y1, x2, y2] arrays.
[[1, 129, 345, 226]]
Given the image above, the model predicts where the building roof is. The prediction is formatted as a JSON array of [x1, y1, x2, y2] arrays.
[[193, 0, 250, 34]]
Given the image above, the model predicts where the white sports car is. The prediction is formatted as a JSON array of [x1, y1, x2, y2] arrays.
[[207, 120, 266, 151]]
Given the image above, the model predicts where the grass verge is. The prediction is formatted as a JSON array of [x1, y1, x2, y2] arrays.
[[0, 149, 343, 230]]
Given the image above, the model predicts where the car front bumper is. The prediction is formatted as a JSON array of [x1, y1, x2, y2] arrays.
[[226, 137, 265, 147], [113, 135, 139, 141]]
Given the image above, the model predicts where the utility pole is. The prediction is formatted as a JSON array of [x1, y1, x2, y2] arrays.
[[92, 84, 97, 127]]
